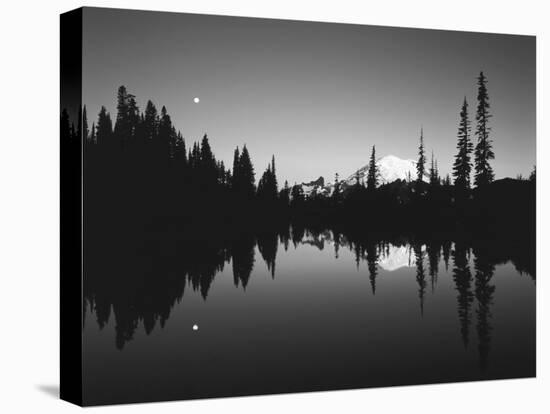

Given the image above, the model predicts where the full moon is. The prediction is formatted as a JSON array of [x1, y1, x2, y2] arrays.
[[193, 97, 200, 103]]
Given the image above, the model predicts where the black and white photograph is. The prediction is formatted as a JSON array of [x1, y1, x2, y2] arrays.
[[58, 6, 538, 406], [1, 1, 548, 413], [61, 8, 537, 405]]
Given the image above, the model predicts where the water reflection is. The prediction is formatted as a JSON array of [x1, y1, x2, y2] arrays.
[[453, 242, 475, 348], [473, 246, 496, 371], [84, 225, 535, 380]]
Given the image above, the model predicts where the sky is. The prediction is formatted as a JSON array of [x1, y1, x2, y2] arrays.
[[82, 7, 536, 185]]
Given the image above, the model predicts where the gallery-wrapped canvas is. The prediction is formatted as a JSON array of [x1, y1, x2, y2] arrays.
[[60, 7, 536, 406]]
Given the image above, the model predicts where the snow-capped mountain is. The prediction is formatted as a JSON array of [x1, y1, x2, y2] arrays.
[[344, 155, 429, 186], [300, 176, 329, 197], [297, 155, 428, 197]]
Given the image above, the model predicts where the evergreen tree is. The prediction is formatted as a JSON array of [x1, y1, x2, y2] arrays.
[[174, 132, 186, 164], [257, 167, 269, 199], [127, 94, 139, 139], [96, 106, 113, 146], [143, 100, 158, 142], [416, 127, 426, 183], [114, 85, 132, 145], [474, 72, 495, 187], [453, 97, 473, 189], [429, 151, 440, 186], [257, 155, 278, 201], [158, 106, 172, 157], [366, 145, 378, 190], [200, 134, 214, 164], [199, 134, 218, 186], [239, 145, 256, 199]]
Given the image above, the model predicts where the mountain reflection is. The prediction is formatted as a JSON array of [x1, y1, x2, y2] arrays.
[[84, 225, 534, 374]]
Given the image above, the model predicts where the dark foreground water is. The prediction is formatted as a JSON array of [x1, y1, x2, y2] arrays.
[[82, 229, 535, 405]]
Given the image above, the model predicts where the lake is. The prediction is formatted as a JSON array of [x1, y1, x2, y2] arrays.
[[82, 228, 535, 405]]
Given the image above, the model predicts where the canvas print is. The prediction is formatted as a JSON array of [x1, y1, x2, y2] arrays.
[[60, 7, 536, 406]]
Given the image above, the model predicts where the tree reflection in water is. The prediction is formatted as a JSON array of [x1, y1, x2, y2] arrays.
[[84, 224, 534, 378]]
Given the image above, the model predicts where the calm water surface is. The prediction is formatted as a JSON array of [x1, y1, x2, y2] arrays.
[[83, 229, 535, 405]]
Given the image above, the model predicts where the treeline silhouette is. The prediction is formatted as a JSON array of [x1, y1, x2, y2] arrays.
[[61, 73, 535, 241]]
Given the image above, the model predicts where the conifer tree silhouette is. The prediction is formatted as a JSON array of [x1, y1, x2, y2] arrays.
[[114, 86, 134, 148], [366, 145, 378, 190], [96, 106, 113, 147], [416, 127, 426, 184], [474, 72, 495, 187], [239, 145, 256, 200], [429, 151, 440, 187], [257, 155, 278, 202], [453, 98, 473, 190]]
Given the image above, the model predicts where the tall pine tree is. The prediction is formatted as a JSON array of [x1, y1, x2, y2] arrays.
[[416, 127, 426, 184], [366, 145, 378, 190], [238, 145, 256, 199], [453, 97, 473, 189], [474, 72, 494, 187]]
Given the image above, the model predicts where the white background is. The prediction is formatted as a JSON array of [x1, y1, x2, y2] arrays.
[[0, 0, 548, 412]]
